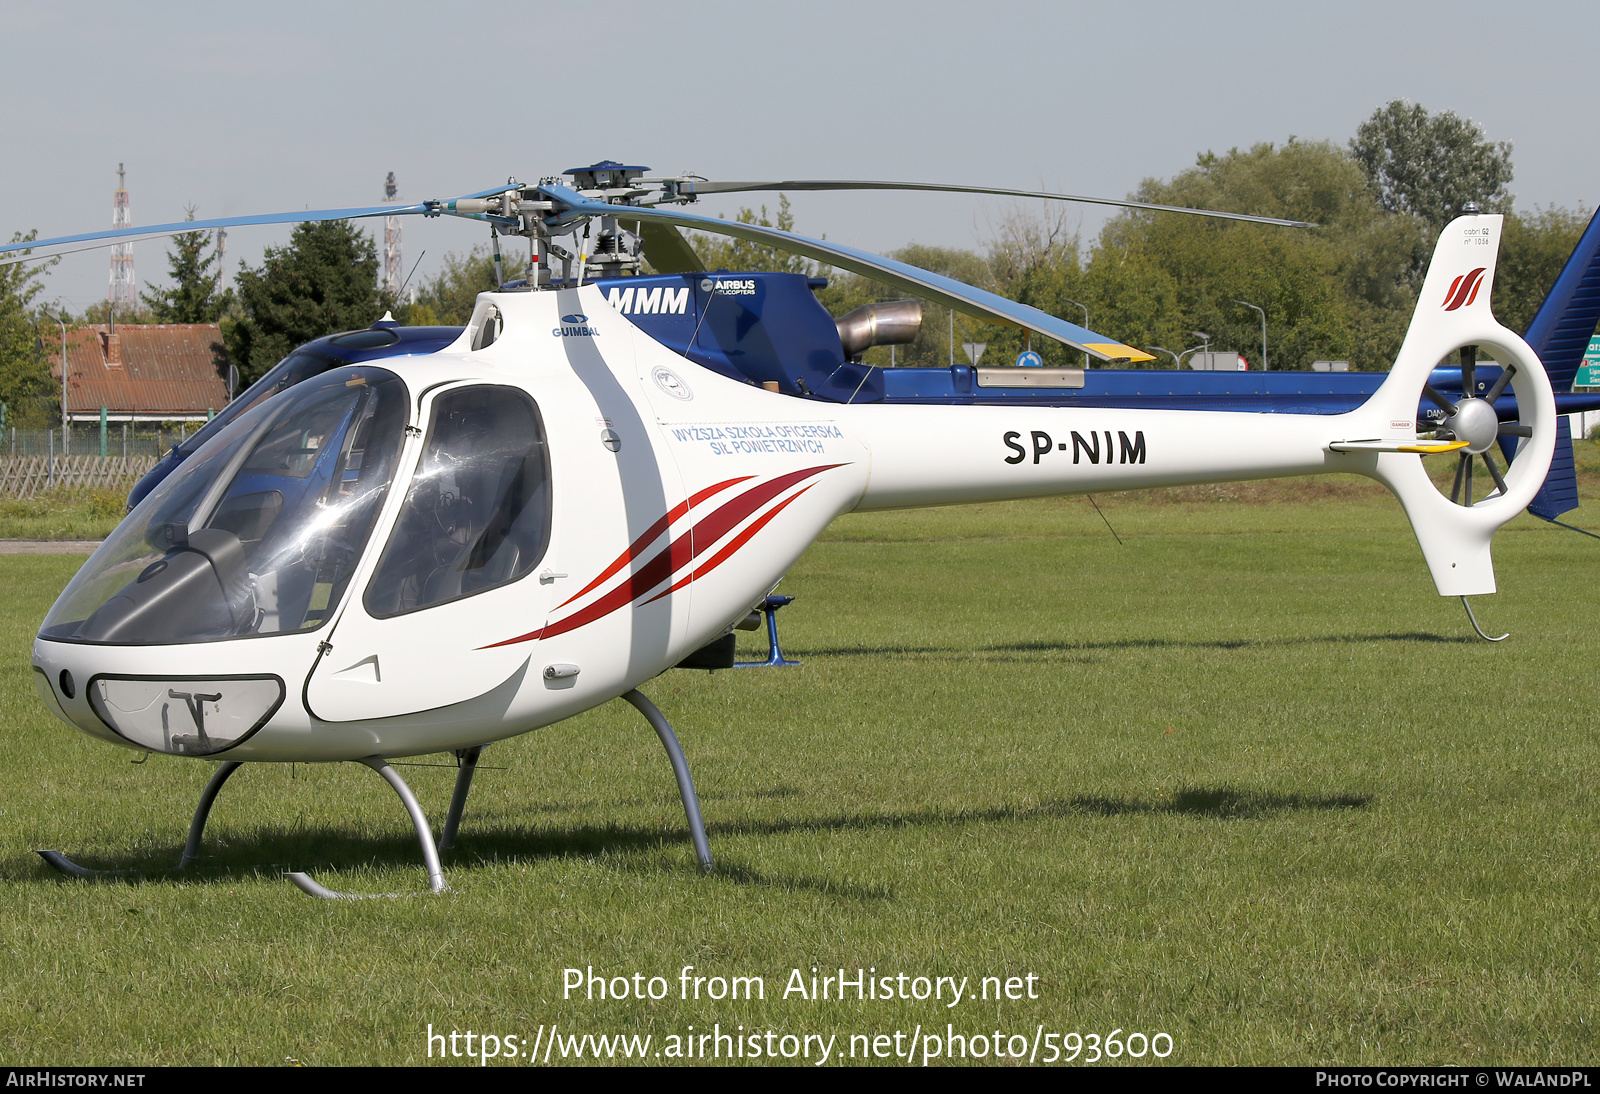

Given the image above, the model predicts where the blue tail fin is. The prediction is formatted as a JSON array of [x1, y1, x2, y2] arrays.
[[1526, 206, 1600, 520]]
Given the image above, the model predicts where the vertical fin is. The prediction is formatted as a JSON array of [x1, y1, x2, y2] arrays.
[[1525, 206, 1600, 520], [1353, 213, 1555, 596]]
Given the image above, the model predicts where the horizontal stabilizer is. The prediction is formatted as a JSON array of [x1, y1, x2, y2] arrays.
[[1328, 439, 1469, 454]]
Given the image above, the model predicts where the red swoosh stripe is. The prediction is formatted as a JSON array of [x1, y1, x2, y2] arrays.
[[1441, 267, 1486, 311], [644, 485, 815, 605], [540, 464, 840, 638], [480, 464, 844, 648], [536, 526, 692, 641], [558, 475, 752, 608], [682, 463, 843, 567]]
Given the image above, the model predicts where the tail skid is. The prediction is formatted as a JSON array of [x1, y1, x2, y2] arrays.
[[1332, 213, 1556, 596]]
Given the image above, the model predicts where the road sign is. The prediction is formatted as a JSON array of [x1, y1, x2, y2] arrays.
[[1579, 336, 1600, 388], [1016, 350, 1043, 368], [962, 343, 987, 365]]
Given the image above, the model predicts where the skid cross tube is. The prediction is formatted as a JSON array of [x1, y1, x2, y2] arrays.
[[287, 756, 449, 900], [439, 746, 482, 853], [623, 689, 714, 873]]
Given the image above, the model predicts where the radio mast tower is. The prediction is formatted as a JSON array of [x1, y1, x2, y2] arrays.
[[109, 163, 135, 308], [383, 172, 402, 299]]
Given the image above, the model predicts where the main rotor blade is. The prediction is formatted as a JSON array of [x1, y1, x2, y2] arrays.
[[542, 184, 1155, 363], [674, 179, 1319, 229], [626, 219, 706, 275], [0, 203, 434, 256]]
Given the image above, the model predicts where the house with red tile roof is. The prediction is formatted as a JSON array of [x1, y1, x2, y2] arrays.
[[47, 324, 233, 423]]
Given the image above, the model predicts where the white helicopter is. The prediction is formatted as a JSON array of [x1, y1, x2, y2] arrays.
[[5, 165, 1560, 898]]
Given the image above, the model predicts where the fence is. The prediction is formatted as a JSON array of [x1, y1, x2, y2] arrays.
[[0, 455, 161, 499], [0, 423, 203, 461]]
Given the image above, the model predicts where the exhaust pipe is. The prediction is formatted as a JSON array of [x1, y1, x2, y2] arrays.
[[835, 300, 922, 360]]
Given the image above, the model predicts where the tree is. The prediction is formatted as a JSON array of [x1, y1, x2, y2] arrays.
[[223, 220, 389, 385], [681, 197, 814, 276], [141, 209, 230, 323], [75, 299, 157, 325], [1350, 101, 1513, 230], [0, 232, 58, 414], [410, 246, 498, 325], [1078, 141, 1373, 369], [1495, 205, 1594, 338]]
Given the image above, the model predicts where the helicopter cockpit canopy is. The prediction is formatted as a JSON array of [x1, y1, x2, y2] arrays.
[[42, 366, 409, 645]]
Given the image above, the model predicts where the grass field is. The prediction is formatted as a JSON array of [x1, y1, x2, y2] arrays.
[[0, 485, 133, 541], [1, 471, 1597, 1066]]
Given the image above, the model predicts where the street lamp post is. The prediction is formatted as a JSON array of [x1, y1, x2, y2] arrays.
[[1177, 341, 1211, 370], [45, 310, 67, 452], [1145, 346, 1181, 369], [1232, 299, 1267, 371]]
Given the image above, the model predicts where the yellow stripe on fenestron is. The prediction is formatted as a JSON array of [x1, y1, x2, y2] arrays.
[[1083, 343, 1157, 364]]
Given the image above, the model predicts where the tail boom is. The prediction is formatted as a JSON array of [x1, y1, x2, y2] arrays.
[[843, 214, 1555, 600]]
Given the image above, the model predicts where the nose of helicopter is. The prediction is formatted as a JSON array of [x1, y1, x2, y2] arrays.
[[33, 637, 288, 757]]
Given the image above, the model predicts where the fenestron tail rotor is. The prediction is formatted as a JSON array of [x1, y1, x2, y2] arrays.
[[1423, 347, 1535, 507], [1327, 212, 1556, 599]]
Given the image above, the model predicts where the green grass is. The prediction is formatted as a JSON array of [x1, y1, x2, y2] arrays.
[[1, 478, 1598, 1066], [0, 485, 132, 540]]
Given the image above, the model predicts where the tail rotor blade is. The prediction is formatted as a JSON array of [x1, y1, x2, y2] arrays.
[[1481, 450, 1509, 496]]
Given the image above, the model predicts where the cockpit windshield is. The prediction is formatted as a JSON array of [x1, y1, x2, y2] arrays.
[[42, 366, 409, 645]]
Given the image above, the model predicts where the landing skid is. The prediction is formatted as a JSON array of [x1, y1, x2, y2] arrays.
[[37, 760, 243, 880], [623, 688, 714, 873], [433, 691, 714, 873], [286, 757, 448, 900], [38, 687, 715, 891]]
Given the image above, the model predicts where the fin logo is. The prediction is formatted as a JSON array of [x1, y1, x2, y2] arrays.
[[1441, 268, 1487, 311], [606, 286, 691, 316]]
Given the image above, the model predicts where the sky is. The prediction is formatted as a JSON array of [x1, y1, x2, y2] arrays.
[[2, 0, 1596, 313]]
